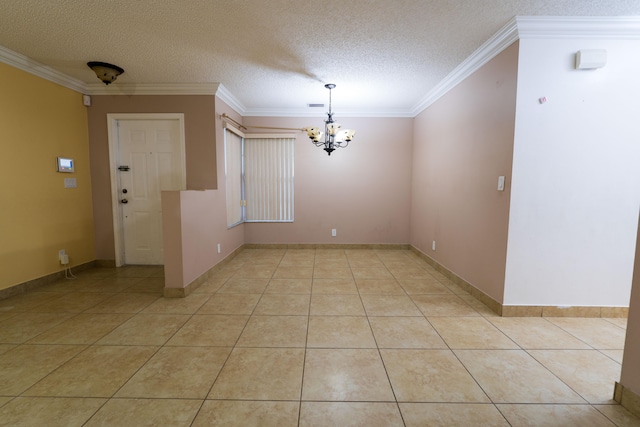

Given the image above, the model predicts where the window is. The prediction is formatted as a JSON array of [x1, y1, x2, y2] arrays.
[[224, 126, 294, 226]]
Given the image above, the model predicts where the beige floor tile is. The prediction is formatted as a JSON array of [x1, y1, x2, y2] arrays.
[[307, 316, 376, 348], [497, 404, 617, 427], [86, 398, 201, 427], [193, 400, 299, 427], [0, 312, 75, 343], [141, 293, 211, 314], [0, 292, 62, 312], [210, 347, 304, 400], [595, 404, 640, 427], [369, 316, 447, 349], [547, 318, 627, 349], [428, 317, 519, 349], [123, 277, 165, 294], [273, 266, 314, 279], [191, 279, 225, 294], [388, 267, 434, 280], [398, 278, 452, 294], [0, 397, 106, 427], [167, 314, 249, 346], [528, 350, 621, 404], [380, 349, 489, 403], [96, 313, 190, 345], [265, 278, 312, 294], [302, 348, 395, 401], [0, 312, 17, 322], [237, 315, 308, 347], [280, 257, 315, 268], [355, 279, 406, 295], [314, 259, 351, 269], [0, 344, 85, 395], [24, 345, 157, 397], [0, 397, 11, 407], [361, 295, 423, 316], [84, 293, 160, 313], [0, 344, 16, 355], [310, 294, 365, 316], [603, 318, 628, 329], [455, 350, 586, 404], [77, 277, 143, 293], [217, 278, 269, 294], [314, 249, 347, 261], [599, 349, 624, 364], [197, 293, 261, 315], [458, 294, 499, 317], [116, 346, 231, 398], [312, 278, 358, 294], [347, 258, 386, 268], [313, 266, 353, 279], [351, 267, 395, 280], [412, 294, 480, 316], [487, 317, 592, 349], [300, 402, 404, 427], [400, 403, 510, 427], [27, 313, 133, 344], [232, 265, 276, 279], [28, 292, 114, 313], [253, 294, 310, 315]]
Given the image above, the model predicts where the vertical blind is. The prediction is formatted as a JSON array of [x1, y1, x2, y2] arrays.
[[244, 137, 295, 222], [224, 129, 243, 227]]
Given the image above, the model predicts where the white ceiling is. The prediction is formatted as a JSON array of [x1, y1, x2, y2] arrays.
[[1, 0, 639, 115]]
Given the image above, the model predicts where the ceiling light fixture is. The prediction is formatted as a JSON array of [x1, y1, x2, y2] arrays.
[[303, 84, 356, 156], [87, 61, 124, 85]]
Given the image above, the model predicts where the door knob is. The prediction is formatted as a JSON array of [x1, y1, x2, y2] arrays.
[[121, 199, 128, 204]]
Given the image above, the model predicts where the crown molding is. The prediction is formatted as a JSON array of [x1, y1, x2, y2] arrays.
[[0, 45, 87, 93], [516, 16, 640, 39], [86, 82, 219, 95], [410, 17, 520, 116], [215, 84, 247, 115], [410, 16, 640, 117], [241, 107, 413, 118]]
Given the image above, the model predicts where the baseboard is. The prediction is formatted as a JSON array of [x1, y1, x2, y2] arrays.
[[164, 245, 246, 298], [409, 245, 503, 315], [243, 243, 411, 250], [408, 245, 628, 318], [614, 382, 640, 418], [0, 261, 97, 301]]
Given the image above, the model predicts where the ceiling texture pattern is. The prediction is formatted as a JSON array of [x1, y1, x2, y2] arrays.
[[1, 0, 639, 115]]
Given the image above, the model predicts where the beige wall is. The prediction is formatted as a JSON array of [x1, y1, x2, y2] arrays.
[[0, 63, 95, 290], [87, 95, 217, 260], [241, 116, 413, 244], [620, 212, 640, 396], [410, 42, 519, 303]]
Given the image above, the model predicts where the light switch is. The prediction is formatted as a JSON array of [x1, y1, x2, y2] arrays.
[[497, 176, 505, 191]]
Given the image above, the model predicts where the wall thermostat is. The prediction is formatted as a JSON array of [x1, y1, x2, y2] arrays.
[[57, 157, 74, 173]]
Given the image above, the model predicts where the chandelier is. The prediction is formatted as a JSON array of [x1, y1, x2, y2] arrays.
[[304, 84, 356, 156]]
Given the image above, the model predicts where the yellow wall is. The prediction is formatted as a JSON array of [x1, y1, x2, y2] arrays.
[[0, 63, 95, 290]]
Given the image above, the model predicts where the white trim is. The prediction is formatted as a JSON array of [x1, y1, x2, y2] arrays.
[[410, 16, 640, 116], [0, 45, 87, 93], [216, 84, 247, 116], [107, 113, 186, 266], [87, 82, 219, 95]]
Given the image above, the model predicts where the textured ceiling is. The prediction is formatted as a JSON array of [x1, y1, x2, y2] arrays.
[[1, 0, 639, 114]]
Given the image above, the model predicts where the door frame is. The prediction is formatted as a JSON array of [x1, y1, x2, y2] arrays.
[[107, 113, 187, 267]]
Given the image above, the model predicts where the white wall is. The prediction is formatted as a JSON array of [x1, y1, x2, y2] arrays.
[[504, 37, 640, 306]]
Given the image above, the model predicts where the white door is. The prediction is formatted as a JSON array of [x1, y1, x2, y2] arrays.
[[115, 118, 185, 265]]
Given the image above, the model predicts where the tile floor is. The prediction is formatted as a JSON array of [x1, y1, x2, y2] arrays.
[[0, 248, 638, 426]]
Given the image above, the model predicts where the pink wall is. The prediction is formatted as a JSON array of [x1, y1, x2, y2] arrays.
[[620, 211, 640, 396], [241, 116, 413, 244], [87, 95, 217, 260], [410, 42, 519, 303]]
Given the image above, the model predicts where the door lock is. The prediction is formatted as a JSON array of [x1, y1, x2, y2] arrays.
[[121, 199, 128, 204]]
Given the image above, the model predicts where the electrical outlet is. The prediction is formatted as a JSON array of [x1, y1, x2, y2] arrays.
[[331, 229, 337, 237], [217, 243, 221, 254], [58, 249, 66, 261], [60, 254, 69, 265], [432, 241, 436, 251]]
